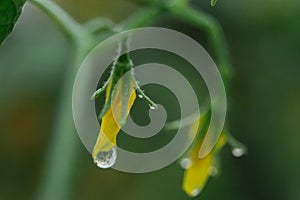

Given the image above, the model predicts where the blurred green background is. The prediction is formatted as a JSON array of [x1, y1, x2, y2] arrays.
[[0, 0, 300, 199]]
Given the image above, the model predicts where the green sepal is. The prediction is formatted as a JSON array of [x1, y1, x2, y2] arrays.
[[211, 0, 217, 6]]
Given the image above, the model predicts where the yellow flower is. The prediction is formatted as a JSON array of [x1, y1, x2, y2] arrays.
[[92, 77, 136, 159], [182, 120, 226, 197]]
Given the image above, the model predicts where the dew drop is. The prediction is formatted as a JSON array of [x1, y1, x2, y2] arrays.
[[231, 147, 245, 157], [191, 188, 201, 197], [180, 158, 192, 169], [138, 94, 143, 99], [93, 146, 117, 169], [149, 105, 156, 110], [208, 166, 218, 176]]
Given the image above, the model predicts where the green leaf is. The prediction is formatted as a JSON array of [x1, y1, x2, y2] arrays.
[[211, 0, 217, 6], [0, 0, 26, 45]]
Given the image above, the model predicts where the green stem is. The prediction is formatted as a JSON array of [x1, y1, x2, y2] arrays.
[[225, 131, 247, 153], [27, 1, 96, 200], [169, 3, 232, 90], [29, 0, 87, 40], [124, 0, 232, 90], [35, 41, 91, 200], [121, 7, 163, 29], [83, 17, 120, 34], [113, 0, 232, 89]]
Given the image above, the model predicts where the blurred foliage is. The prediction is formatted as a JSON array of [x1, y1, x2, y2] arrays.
[[0, 0, 300, 200], [56, 0, 137, 23]]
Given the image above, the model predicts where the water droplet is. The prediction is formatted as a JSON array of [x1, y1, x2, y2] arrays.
[[138, 94, 143, 99], [191, 188, 201, 197], [93, 146, 117, 168], [180, 158, 192, 169], [149, 105, 156, 110], [208, 166, 218, 176], [231, 147, 245, 157]]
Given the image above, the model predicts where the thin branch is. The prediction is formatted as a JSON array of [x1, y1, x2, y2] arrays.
[[120, 7, 163, 29], [83, 17, 120, 34], [29, 0, 87, 40], [169, 3, 232, 89], [125, 0, 157, 6]]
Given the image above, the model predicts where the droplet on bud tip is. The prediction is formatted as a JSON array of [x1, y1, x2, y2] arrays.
[[191, 188, 201, 197], [231, 147, 245, 157], [93, 146, 117, 169], [149, 105, 156, 110]]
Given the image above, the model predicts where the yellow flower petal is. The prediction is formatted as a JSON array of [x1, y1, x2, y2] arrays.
[[215, 133, 226, 149], [92, 79, 136, 158], [183, 122, 226, 197], [183, 143, 213, 197]]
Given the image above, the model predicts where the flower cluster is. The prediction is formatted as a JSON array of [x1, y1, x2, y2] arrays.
[[92, 45, 246, 197]]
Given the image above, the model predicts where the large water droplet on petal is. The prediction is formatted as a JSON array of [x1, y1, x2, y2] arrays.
[[93, 146, 117, 168], [180, 158, 192, 169], [191, 188, 201, 197], [231, 147, 245, 157]]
